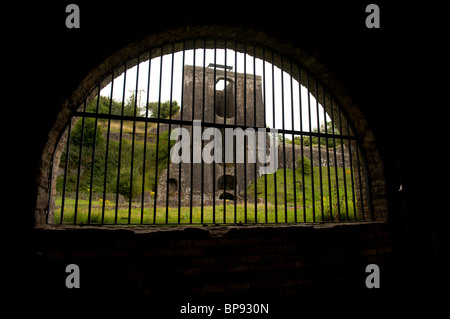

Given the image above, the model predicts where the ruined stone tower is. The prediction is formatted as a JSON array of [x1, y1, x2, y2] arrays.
[[157, 64, 265, 206]]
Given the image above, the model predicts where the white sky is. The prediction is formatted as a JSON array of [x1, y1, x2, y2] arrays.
[[100, 48, 331, 134]]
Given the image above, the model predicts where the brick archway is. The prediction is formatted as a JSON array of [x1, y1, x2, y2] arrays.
[[35, 25, 386, 226]]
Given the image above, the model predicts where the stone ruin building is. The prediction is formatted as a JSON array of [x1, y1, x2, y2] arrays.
[[156, 64, 349, 206]]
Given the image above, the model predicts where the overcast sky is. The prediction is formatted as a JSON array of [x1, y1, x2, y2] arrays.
[[100, 48, 331, 134]]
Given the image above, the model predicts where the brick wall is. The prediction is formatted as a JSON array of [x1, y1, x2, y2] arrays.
[[19, 222, 395, 312]]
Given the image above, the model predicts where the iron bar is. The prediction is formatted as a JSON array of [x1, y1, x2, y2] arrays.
[[178, 41, 186, 224], [289, 60, 297, 223], [189, 40, 196, 224], [72, 111, 356, 140], [243, 42, 248, 223], [337, 102, 349, 221], [87, 85, 101, 224], [212, 41, 216, 224], [201, 41, 206, 224], [101, 73, 114, 224], [59, 115, 72, 224], [233, 41, 238, 224], [315, 77, 324, 222], [73, 100, 87, 224], [115, 63, 127, 224], [141, 51, 152, 224], [306, 72, 315, 222], [128, 56, 140, 224], [298, 68, 307, 222], [322, 87, 334, 222], [253, 44, 258, 223], [330, 98, 341, 222], [271, 50, 278, 223], [153, 47, 164, 224], [165, 44, 175, 224], [346, 117, 357, 221], [262, 48, 268, 223], [280, 57, 288, 223], [223, 40, 228, 224]]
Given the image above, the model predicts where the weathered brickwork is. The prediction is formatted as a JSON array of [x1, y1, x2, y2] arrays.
[[27, 223, 394, 303]]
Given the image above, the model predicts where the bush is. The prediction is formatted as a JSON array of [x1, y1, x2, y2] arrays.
[[71, 118, 103, 147], [296, 156, 311, 175]]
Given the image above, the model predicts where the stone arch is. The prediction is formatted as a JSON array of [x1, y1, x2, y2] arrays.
[[35, 25, 386, 225], [219, 192, 235, 200], [217, 175, 235, 191], [168, 178, 178, 194]]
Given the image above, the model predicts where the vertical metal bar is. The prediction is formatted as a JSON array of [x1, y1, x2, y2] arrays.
[[322, 89, 333, 222], [189, 41, 196, 224], [87, 86, 101, 224], [153, 46, 164, 224], [178, 41, 186, 224], [298, 68, 306, 222], [115, 64, 127, 224], [233, 41, 238, 224], [306, 72, 315, 222], [280, 57, 287, 223], [201, 40, 206, 224], [165, 44, 175, 224], [101, 73, 114, 224], [315, 78, 324, 222], [128, 57, 140, 224], [355, 143, 366, 221], [271, 50, 278, 223], [212, 41, 216, 224], [243, 43, 248, 223], [289, 61, 297, 223], [60, 117, 72, 224], [330, 98, 341, 222], [74, 100, 87, 224], [253, 44, 258, 223], [141, 52, 152, 224], [223, 42, 228, 224], [346, 120, 357, 221], [262, 48, 268, 223], [337, 103, 349, 221]]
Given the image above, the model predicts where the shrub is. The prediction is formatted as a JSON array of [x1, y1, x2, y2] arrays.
[[71, 118, 103, 147], [296, 156, 311, 175]]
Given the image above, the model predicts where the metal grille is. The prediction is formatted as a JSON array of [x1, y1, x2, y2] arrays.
[[48, 39, 373, 225]]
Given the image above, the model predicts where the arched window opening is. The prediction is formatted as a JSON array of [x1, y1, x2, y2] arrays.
[[215, 78, 235, 118], [219, 192, 235, 201], [218, 175, 235, 191], [48, 39, 373, 225], [168, 178, 178, 194]]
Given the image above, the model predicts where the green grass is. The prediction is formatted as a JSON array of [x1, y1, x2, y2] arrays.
[[54, 166, 359, 225], [247, 167, 358, 222]]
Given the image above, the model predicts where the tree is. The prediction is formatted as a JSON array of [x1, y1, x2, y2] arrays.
[[70, 118, 103, 148], [86, 96, 121, 115], [292, 121, 342, 148], [148, 100, 180, 119]]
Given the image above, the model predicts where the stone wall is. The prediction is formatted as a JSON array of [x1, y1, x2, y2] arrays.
[[278, 144, 350, 169], [23, 222, 395, 309]]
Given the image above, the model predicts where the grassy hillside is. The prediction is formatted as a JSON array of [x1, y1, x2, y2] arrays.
[[56, 117, 173, 200]]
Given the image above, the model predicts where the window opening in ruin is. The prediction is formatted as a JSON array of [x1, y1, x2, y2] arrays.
[[48, 39, 372, 225], [219, 192, 235, 201], [218, 175, 235, 190], [168, 178, 178, 194], [215, 78, 235, 118]]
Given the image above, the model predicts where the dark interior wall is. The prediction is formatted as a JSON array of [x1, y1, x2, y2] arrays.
[[7, 0, 445, 314]]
